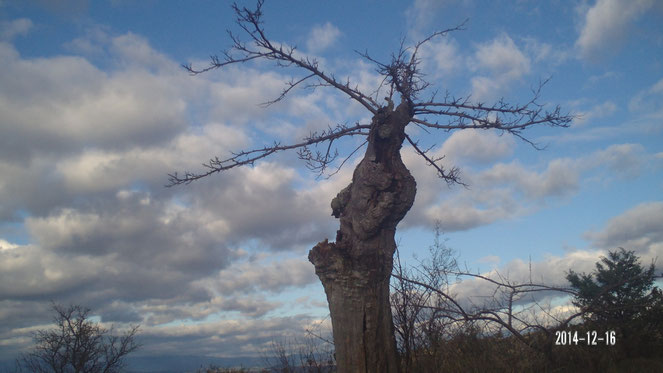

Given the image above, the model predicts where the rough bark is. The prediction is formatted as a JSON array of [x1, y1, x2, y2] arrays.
[[309, 101, 416, 373]]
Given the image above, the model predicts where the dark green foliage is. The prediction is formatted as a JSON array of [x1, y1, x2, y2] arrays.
[[566, 248, 663, 359], [566, 247, 657, 325]]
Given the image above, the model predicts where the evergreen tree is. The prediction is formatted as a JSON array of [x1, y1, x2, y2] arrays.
[[566, 248, 662, 357], [567, 248, 656, 324]]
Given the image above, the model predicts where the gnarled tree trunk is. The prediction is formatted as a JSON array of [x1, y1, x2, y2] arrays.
[[309, 101, 416, 373]]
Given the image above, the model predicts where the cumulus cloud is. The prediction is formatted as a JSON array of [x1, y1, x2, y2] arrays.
[[64, 25, 111, 56], [0, 18, 33, 40], [629, 77, 663, 115], [576, 0, 654, 61], [449, 201, 663, 312], [401, 135, 580, 231], [211, 258, 317, 295], [585, 201, 663, 263], [0, 238, 19, 251], [480, 158, 580, 200], [0, 40, 188, 164], [450, 201, 663, 312], [523, 37, 570, 65], [469, 34, 531, 100], [306, 22, 341, 53], [402, 138, 652, 233], [0, 2, 658, 365], [440, 129, 515, 164], [185, 161, 338, 250], [472, 34, 531, 79], [589, 143, 645, 179], [418, 37, 462, 78], [443, 200, 663, 320], [7, 197, 230, 302], [572, 101, 617, 126], [0, 25, 351, 362], [138, 316, 323, 358], [447, 248, 602, 318], [405, 0, 469, 34]]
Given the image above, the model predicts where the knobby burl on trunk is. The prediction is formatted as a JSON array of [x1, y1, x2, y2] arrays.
[[309, 101, 415, 372]]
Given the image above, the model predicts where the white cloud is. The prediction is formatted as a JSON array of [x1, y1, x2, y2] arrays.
[[64, 26, 111, 56], [472, 34, 530, 80], [446, 248, 603, 317], [419, 37, 461, 78], [306, 22, 341, 53], [442, 198, 663, 318], [439, 203, 663, 320], [188, 161, 338, 250], [211, 257, 317, 295], [0, 18, 33, 40], [403, 139, 654, 233], [424, 198, 517, 232], [0, 27, 355, 352], [138, 315, 320, 357], [479, 158, 580, 200], [573, 101, 618, 126], [585, 71, 619, 86], [478, 255, 500, 266], [206, 67, 293, 125], [0, 40, 188, 163], [0, 239, 19, 251], [54, 122, 249, 193], [405, 0, 468, 34], [469, 34, 530, 100], [585, 201, 663, 262], [523, 37, 570, 65], [402, 145, 580, 232], [440, 129, 515, 164], [401, 128, 516, 215], [110, 32, 175, 70], [576, 0, 654, 61], [629, 77, 663, 114], [589, 143, 645, 179]]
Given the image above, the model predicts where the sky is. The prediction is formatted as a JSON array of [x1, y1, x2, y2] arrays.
[[0, 0, 662, 369]]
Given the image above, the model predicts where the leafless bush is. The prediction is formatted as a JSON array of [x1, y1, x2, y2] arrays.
[[261, 322, 335, 373]]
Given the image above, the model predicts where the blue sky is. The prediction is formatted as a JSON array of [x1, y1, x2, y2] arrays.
[[1, 0, 662, 368]]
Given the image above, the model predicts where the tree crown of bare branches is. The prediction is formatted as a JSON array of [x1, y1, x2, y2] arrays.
[[17, 304, 140, 373], [167, 0, 572, 187]]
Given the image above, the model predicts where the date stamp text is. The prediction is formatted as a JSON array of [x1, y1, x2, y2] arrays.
[[555, 330, 616, 346]]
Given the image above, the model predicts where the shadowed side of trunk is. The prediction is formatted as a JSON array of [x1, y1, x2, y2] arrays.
[[309, 101, 416, 373]]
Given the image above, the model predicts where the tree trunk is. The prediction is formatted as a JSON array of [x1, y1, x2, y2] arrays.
[[309, 101, 416, 373]]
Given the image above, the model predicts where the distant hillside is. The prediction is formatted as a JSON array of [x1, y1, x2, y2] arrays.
[[124, 355, 266, 373], [0, 355, 266, 373]]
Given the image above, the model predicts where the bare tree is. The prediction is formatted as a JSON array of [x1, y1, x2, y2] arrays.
[[168, 2, 572, 371], [16, 304, 140, 373]]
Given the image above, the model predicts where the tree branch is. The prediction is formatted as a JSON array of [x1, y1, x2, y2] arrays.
[[171, 2, 572, 188], [167, 123, 369, 186], [404, 133, 464, 185], [183, 0, 379, 113]]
